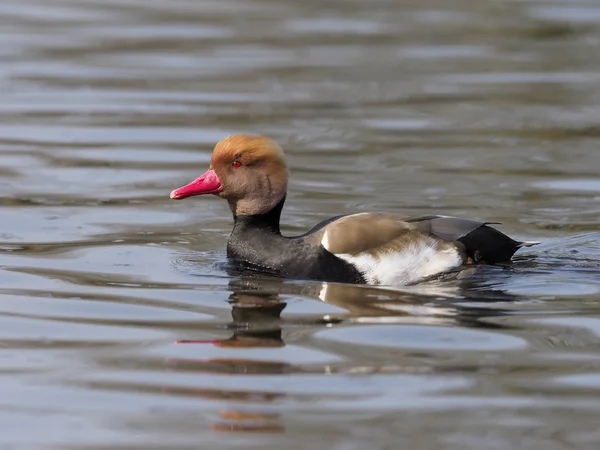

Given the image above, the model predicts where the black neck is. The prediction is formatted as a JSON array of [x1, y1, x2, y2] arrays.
[[232, 195, 286, 235]]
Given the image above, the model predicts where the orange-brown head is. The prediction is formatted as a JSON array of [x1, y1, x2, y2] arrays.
[[170, 135, 289, 216]]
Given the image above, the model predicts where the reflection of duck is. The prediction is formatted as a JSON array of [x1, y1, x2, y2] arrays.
[[212, 410, 283, 433], [170, 134, 538, 286], [177, 276, 522, 354], [169, 288, 289, 433], [162, 382, 284, 433], [177, 286, 286, 349], [167, 278, 524, 433]]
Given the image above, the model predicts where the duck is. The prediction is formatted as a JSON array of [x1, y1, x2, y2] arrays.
[[170, 134, 537, 286]]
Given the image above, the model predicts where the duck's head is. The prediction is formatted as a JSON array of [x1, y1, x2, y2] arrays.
[[170, 134, 289, 216]]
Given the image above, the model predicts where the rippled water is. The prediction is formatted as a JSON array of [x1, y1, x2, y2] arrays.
[[2, 0, 600, 448]]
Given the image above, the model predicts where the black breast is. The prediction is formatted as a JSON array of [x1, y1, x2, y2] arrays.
[[225, 199, 364, 284], [227, 227, 365, 284]]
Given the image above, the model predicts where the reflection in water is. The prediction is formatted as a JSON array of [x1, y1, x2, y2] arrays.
[[169, 276, 527, 432], [173, 287, 288, 433], [178, 290, 286, 349], [175, 272, 532, 359]]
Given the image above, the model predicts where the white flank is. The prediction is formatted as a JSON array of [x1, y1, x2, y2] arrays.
[[336, 240, 463, 286], [318, 282, 329, 302], [321, 230, 329, 251]]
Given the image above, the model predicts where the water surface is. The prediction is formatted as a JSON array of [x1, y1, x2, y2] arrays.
[[1, 0, 600, 448]]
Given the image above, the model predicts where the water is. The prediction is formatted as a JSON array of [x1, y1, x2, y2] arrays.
[[1, 0, 600, 448]]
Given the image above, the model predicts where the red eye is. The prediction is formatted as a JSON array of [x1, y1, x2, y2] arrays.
[[232, 160, 242, 168]]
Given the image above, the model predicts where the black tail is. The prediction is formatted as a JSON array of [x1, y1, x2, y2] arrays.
[[458, 225, 538, 264]]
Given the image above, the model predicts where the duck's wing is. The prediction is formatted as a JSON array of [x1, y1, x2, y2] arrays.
[[308, 213, 466, 285], [308, 212, 422, 255], [407, 215, 539, 263], [310, 213, 537, 264]]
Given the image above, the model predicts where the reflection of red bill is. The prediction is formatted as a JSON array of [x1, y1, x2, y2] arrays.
[[175, 340, 220, 345], [220, 411, 280, 420]]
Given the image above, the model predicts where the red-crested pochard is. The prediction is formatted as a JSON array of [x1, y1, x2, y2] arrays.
[[170, 135, 537, 286]]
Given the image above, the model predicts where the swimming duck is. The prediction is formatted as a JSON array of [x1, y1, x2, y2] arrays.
[[170, 134, 537, 286]]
